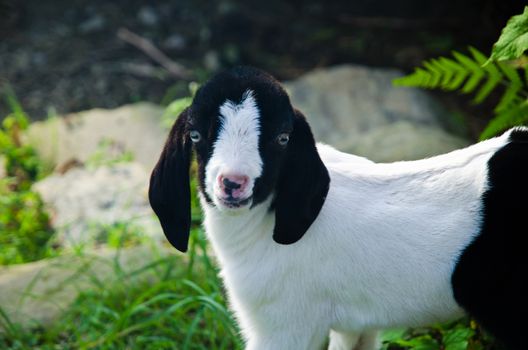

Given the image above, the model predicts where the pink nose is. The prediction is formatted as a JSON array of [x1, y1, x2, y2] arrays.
[[219, 174, 249, 198]]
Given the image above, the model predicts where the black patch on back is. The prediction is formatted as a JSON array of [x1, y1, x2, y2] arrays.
[[452, 131, 528, 350]]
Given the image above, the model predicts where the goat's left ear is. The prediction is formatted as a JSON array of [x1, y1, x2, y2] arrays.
[[273, 109, 330, 245]]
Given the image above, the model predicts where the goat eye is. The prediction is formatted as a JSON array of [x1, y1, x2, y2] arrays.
[[276, 133, 290, 146], [189, 130, 201, 143]]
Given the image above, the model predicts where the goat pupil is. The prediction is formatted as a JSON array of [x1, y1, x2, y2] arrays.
[[190, 130, 201, 142], [277, 133, 289, 146]]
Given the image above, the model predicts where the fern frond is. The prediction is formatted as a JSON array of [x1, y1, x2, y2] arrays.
[[468, 46, 488, 65], [394, 47, 528, 132], [422, 61, 442, 88], [474, 64, 501, 104], [480, 100, 528, 140], [495, 63, 523, 112], [449, 51, 485, 94], [393, 8, 528, 140], [431, 59, 453, 86], [438, 57, 468, 90], [461, 47, 502, 103], [393, 48, 494, 95]]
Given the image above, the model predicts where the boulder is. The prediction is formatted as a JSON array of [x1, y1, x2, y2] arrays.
[[32, 163, 162, 247], [24, 66, 470, 167], [25, 102, 167, 171], [0, 246, 173, 329], [349, 121, 470, 162], [284, 65, 469, 161]]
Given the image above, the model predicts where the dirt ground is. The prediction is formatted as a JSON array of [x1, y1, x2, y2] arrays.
[[0, 0, 524, 137]]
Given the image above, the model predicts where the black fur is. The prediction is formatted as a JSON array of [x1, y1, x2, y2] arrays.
[[452, 129, 528, 350], [272, 109, 330, 244], [149, 108, 192, 252], [149, 66, 330, 251], [189, 66, 295, 206]]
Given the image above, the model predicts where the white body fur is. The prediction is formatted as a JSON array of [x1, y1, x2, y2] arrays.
[[200, 131, 512, 350]]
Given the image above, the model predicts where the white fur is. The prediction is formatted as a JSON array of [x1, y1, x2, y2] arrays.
[[200, 129, 516, 350], [205, 90, 262, 210]]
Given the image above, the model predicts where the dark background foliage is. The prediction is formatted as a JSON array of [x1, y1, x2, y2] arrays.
[[0, 0, 524, 127]]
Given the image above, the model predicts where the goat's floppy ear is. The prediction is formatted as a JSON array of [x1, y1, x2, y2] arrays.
[[273, 109, 330, 245], [149, 108, 192, 252]]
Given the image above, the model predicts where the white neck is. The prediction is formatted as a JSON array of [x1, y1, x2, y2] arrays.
[[200, 195, 275, 264]]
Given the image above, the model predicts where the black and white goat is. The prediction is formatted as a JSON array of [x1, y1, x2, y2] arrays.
[[149, 66, 527, 350]]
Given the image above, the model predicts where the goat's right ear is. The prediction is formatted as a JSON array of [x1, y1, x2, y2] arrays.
[[149, 108, 192, 252]]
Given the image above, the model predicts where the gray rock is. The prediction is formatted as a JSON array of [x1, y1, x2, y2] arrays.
[[350, 121, 469, 162], [284, 65, 469, 161], [33, 163, 162, 247], [0, 246, 172, 329], [25, 102, 166, 171]]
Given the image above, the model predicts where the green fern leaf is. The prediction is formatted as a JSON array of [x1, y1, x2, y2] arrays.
[[480, 100, 528, 140], [392, 47, 527, 136], [394, 50, 486, 92], [437, 58, 466, 90], [430, 58, 453, 88], [470, 48, 503, 104], [473, 62, 502, 104], [468, 46, 488, 65], [487, 6, 528, 62], [495, 86, 523, 113], [460, 71, 484, 94], [393, 68, 429, 87], [441, 58, 469, 90], [414, 68, 432, 86], [392, 7, 528, 141], [499, 61, 523, 85], [447, 71, 469, 90], [452, 51, 482, 71], [423, 61, 442, 87], [495, 62, 523, 112], [430, 59, 450, 87], [451, 51, 485, 93]]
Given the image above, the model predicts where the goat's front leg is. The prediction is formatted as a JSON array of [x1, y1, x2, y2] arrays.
[[328, 329, 360, 350], [328, 330, 380, 350], [244, 325, 328, 350], [355, 330, 380, 350]]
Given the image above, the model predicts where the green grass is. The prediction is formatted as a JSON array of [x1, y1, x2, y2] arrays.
[[0, 225, 501, 350], [1, 86, 56, 266], [0, 229, 243, 350]]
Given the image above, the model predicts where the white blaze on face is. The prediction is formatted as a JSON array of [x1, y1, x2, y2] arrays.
[[205, 90, 263, 209]]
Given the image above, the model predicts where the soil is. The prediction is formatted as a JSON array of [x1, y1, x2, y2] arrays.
[[0, 0, 524, 138]]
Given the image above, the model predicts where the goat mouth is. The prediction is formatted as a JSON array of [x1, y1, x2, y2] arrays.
[[218, 196, 253, 209]]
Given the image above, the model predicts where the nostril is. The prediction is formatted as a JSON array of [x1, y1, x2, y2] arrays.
[[219, 174, 249, 192], [223, 177, 241, 190]]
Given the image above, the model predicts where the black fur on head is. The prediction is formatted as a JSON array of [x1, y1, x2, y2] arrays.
[[149, 66, 330, 252]]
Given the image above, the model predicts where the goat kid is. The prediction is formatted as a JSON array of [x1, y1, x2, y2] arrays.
[[150, 66, 527, 350]]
